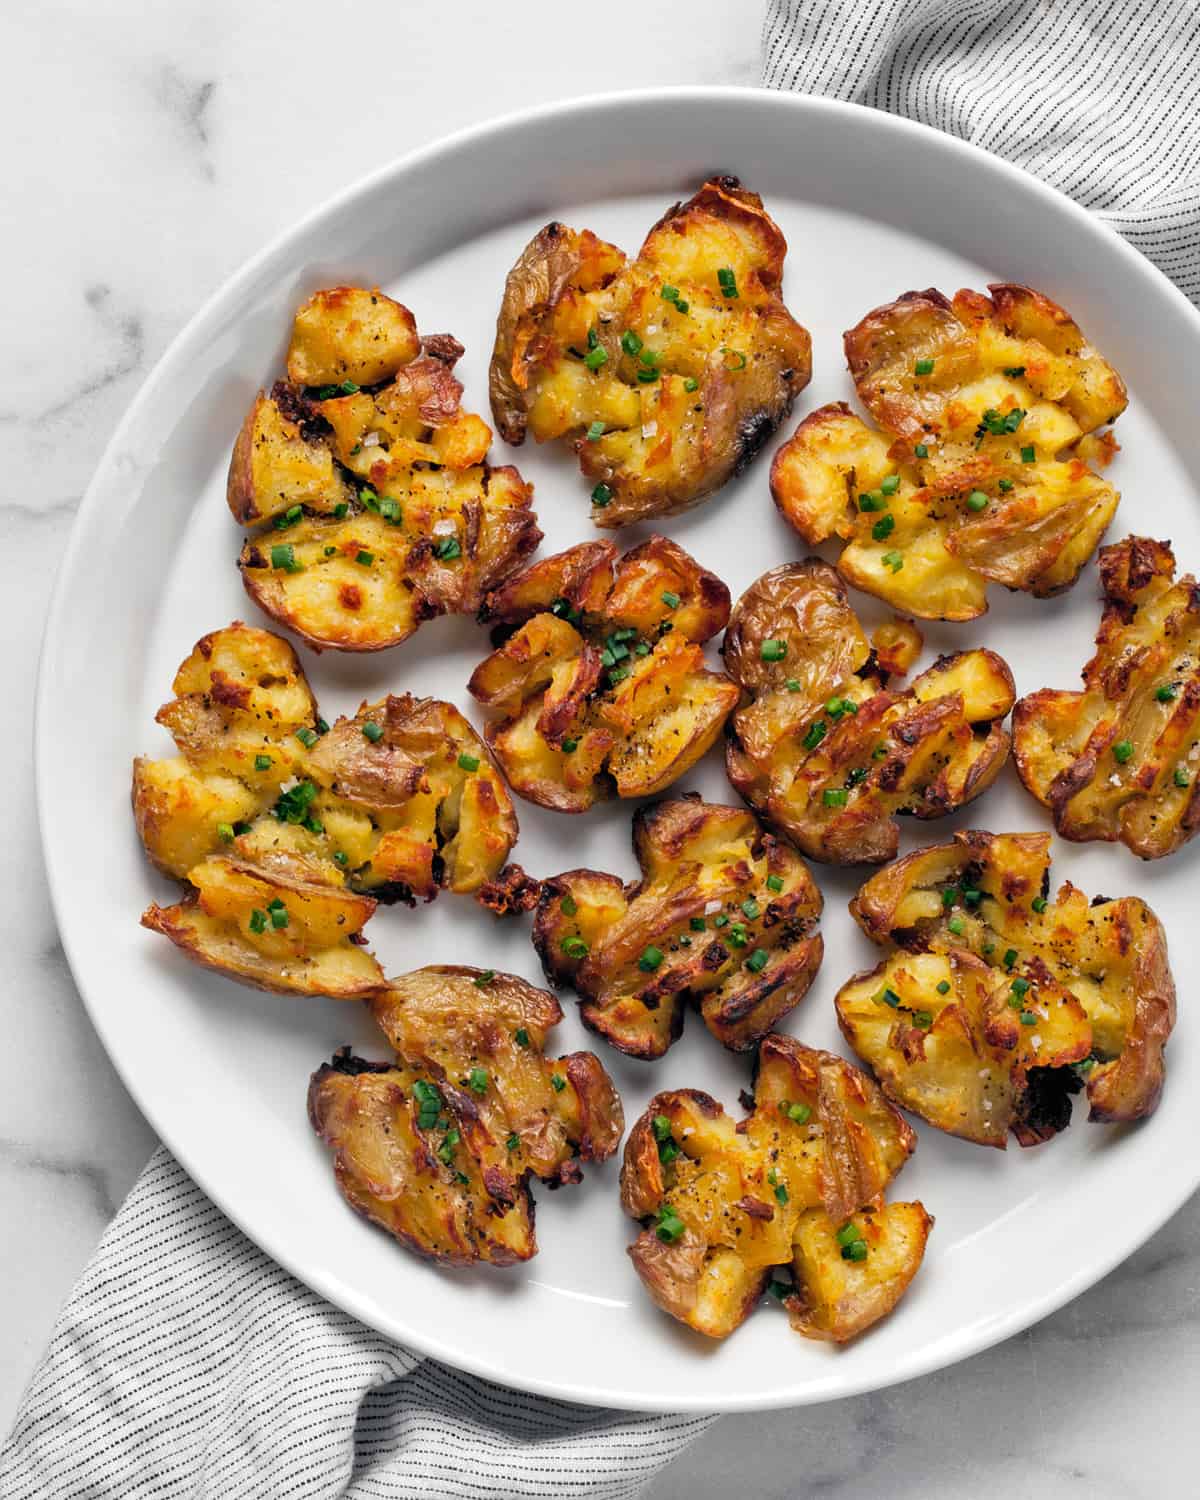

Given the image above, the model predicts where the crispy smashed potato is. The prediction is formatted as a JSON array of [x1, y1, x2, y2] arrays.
[[533, 796, 822, 1057], [228, 286, 541, 651], [620, 1035, 931, 1342], [308, 965, 623, 1265], [836, 830, 1175, 1146], [723, 562, 1015, 863], [134, 624, 517, 994], [772, 285, 1127, 619], [490, 177, 811, 526], [1014, 535, 1200, 858], [469, 536, 737, 811]]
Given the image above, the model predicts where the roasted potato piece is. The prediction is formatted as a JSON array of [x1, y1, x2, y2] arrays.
[[619, 1035, 930, 1341], [142, 856, 384, 997], [228, 289, 541, 652], [723, 562, 1015, 863], [1013, 535, 1200, 858], [308, 965, 623, 1266], [772, 285, 1126, 619], [135, 627, 519, 995], [533, 795, 822, 1058], [470, 537, 737, 812], [836, 829, 1176, 1146], [490, 177, 811, 526]]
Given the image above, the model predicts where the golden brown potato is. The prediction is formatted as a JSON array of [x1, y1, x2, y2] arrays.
[[723, 562, 1015, 863], [836, 829, 1176, 1146], [469, 536, 737, 812], [532, 796, 823, 1058], [490, 177, 812, 526], [619, 1035, 930, 1342], [771, 285, 1127, 620], [227, 289, 541, 652], [1013, 534, 1200, 858], [308, 964, 623, 1266], [134, 625, 519, 996]]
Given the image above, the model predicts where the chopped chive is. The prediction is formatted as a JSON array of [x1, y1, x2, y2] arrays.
[[966, 491, 989, 512], [561, 737, 579, 753], [270, 904, 289, 929], [746, 948, 768, 974], [823, 788, 848, 807], [468, 1068, 489, 1095], [942, 887, 960, 908], [652, 1114, 673, 1143], [914, 358, 935, 376], [803, 720, 827, 751], [248, 908, 267, 934], [786, 1102, 811, 1124], [914, 443, 929, 458], [766, 874, 784, 893], [728, 923, 749, 948], [717, 266, 738, 298], [947, 915, 965, 936], [638, 945, 665, 973], [1032, 896, 1047, 913], [858, 491, 883, 512], [1019, 1011, 1037, 1026], [683, 377, 699, 391], [561, 936, 589, 958], [661, 285, 679, 303], [655, 1203, 685, 1243], [270, 543, 300, 572], [296, 727, 318, 749], [760, 639, 787, 662], [963, 888, 982, 907], [355, 549, 374, 567], [785, 678, 801, 693], [912, 1010, 933, 1029], [550, 1073, 566, 1093], [846, 766, 869, 787], [636, 367, 659, 383], [506, 1133, 520, 1151], [379, 498, 401, 524], [872, 513, 896, 542], [1175, 766, 1191, 788], [714, 914, 729, 928], [1003, 948, 1018, 970], [998, 478, 1015, 492], [514, 1027, 530, 1047], [362, 720, 384, 742], [1113, 739, 1134, 764], [620, 330, 643, 356], [457, 752, 480, 773], [1021, 445, 1036, 463], [876, 988, 901, 1009], [881, 474, 900, 495], [661, 590, 681, 610], [304, 816, 323, 835], [774, 1182, 789, 1205], [216, 822, 235, 844], [1011, 976, 1030, 997], [690, 916, 706, 931], [586, 420, 605, 441], [1157, 684, 1178, 702], [741, 899, 761, 920], [333, 850, 348, 866], [842, 1239, 869, 1262], [254, 754, 272, 771], [592, 482, 612, 506], [881, 550, 904, 572], [936, 980, 951, 995], [434, 537, 461, 560], [474, 970, 495, 987], [584, 346, 608, 371]]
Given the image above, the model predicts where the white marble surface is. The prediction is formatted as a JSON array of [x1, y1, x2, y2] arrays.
[[2, 1, 1196, 1491]]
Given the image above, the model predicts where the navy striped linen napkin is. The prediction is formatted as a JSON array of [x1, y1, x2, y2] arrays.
[[9, 4, 1200, 1493]]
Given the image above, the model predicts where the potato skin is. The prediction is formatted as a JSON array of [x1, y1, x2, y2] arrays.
[[227, 289, 542, 653], [532, 795, 823, 1058], [490, 177, 811, 526], [469, 536, 736, 813], [135, 625, 520, 996], [619, 1037, 929, 1343], [771, 283, 1126, 619], [1013, 534, 1200, 858], [309, 966, 624, 1267], [723, 562, 1015, 863], [836, 829, 1176, 1145]]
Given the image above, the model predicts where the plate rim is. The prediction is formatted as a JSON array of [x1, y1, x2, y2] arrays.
[[35, 85, 1200, 1412]]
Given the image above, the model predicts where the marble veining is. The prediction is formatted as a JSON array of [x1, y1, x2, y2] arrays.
[[2, 2, 1194, 1493]]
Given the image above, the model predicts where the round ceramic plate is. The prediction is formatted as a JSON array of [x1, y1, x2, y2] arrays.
[[37, 89, 1200, 1412]]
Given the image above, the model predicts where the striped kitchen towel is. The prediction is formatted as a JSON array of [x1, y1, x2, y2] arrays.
[[762, 0, 1200, 303], [0, 1150, 713, 1498]]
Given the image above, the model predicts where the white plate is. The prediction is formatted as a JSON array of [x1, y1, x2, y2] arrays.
[[36, 88, 1200, 1412]]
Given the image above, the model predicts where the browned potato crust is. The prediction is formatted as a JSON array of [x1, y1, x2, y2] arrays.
[[308, 965, 623, 1266], [771, 285, 1126, 619], [469, 537, 737, 812], [490, 177, 812, 526], [134, 624, 519, 996], [723, 562, 1015, 863], [836, 830, 1176, 1146], [532, 795, 822, 1058], [1013, 534, 1200, 858], [619, 1036, 930, 1341], [227, 288, 541, 652]]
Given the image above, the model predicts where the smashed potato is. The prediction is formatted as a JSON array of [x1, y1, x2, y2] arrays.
[[1014, 535, 1200, 858], [836, 830, 1175, 1146], [308, 965, 623, 1265], [723, 562, 1015, 863], [228, 286, 541, 651], [620, 1035, 931, 1342], [533, 796, 822, 1058], [772, 285, 1126, 619], [134, 624, 517, 994], [469, 536, 737, 811], [490, 177, 811, 526]]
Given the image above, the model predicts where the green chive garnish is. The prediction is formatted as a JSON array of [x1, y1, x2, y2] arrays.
[[457, 752, 480, 772], [362, 720, 384, 742], [639, 946, 664, 972]]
